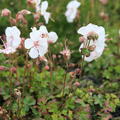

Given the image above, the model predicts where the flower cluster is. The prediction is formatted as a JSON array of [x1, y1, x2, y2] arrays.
[[0, 25, 58, 59], [0, 1, 107, 62], [24, 25, 58, 59], [65, 0, 81, 23], [78, 23, 106, 62]]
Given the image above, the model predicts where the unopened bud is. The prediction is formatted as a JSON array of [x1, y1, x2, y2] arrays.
[[10, 67, 17, 73], [27, 0, 36, 5], [44, 65, 49, 70], [1, 8, 11, 17], [18, 9, 31, 15], [16, 13, 27, 24], [99, 0, 108, 5], [100, 12, 109, 21], [9, 18, 17, 25], [74, 82, 80, 87], [52, 54, 57, 59], [0, 66, 5, 71], [34, 12, 40, 22]]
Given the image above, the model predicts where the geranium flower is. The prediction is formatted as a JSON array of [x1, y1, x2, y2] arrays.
[[65, 0, 81, 23], [0, 26, 21, 54], [35, 0, 51, 24], [24, 27, 48, 59], [78, 23, 106, 62], [24, 25, 58, 59]]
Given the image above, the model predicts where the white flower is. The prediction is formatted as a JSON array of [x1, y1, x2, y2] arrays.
[[0, 26, 21, 54], [65, 0, 81, 23], [35, 0, 51, 24], [78, 23, 106, 62], [24, 27, 48, 59], [24, 25, 58, 59]]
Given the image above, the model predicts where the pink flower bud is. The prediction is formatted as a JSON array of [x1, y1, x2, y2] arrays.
[[34, 13, 40, 22], [9, 18, 17, 25], [27, 0, 35, 5], [18, 9, 31, 15], [52, 54, 57, 59], [74, 82, 80, 87], [99, 0, 108, 5], [100, 12, 109, 21], [44, 65, 49, 70], [16, 13, 27, 24], [0, 66, 5, 71], [1, 8, 11, 17], [10, 67, 17, 73]]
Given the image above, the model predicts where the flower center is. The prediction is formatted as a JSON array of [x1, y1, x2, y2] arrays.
[[40, 34, 48, 38], [34, 41, 40, 48], [9, 35, 14, 41]]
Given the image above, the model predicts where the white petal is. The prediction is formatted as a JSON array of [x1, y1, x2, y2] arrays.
[[41, 1, 48, 14], [31, 27, 37, 32], [43, 12, 51, 24], [39, 25, 48, 34], [24, 39, 33, 49], [84, 56, 94, 62], [12, 37, 21, 48], [38, 39, 48, 56], [30, 30, 40, 41], [77, 23, 94, 35], [37, 0, 41, 5], [5, 26, 21, 49], [5, 26, 20, 37], [29, 47, 39, 59], [0, 47, 16, 54], [48, 32, 58, 43], [67, 0, 81, 9], [38, 47, 48, 56]]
